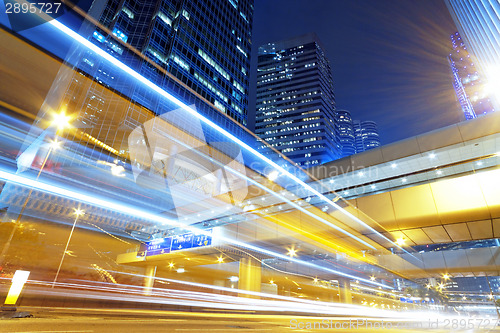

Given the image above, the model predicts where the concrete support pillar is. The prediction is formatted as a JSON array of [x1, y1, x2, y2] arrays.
[[144, 265, 156, 295], [238, 257, 261, 296], [338, 278, 352, 304]]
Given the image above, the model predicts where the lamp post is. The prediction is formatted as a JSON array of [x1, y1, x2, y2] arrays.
[[0, 112, 71, 268], [52, 208, 84, 288]]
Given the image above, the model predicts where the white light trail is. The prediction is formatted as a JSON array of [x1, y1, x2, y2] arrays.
[[47, 19, 403, 251], [0, 168, 391, 289], [21, 278, 403, 318]]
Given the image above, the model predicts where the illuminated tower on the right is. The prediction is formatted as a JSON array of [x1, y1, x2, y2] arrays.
[[447, 32, 494, 120], [444, 0, 500, 111], [353, 120, 380, 154]]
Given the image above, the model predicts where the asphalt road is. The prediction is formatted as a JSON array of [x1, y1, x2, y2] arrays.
[[1, 307, 500, 333]]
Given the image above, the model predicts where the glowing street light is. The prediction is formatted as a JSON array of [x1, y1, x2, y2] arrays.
[[74, 209, 85, 217], [51, 111, 72, 131], [52, 208, 84, 288], [370, 276, 376, 281], [396, 238, 406, 246], [217, 255, 224, 263], [287, 247, 297, 257], [168, 262, 175, 268], [443, 273, 450, 280], [49, 139, 62, 150]]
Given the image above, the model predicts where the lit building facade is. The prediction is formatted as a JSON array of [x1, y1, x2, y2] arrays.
[[444, 0, 500, 110], [36, 0, 254, 163], [1, 0, 255, 230], [255, 33, 340, 167], [447, 32, 494, 120], [443, 276, 500, 293], [353, 120, 380, 153], [333, 109, 355, 158], [99, 0, 253, 125]]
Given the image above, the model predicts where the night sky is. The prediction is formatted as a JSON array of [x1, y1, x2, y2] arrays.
[[248, 0, 461, 145]]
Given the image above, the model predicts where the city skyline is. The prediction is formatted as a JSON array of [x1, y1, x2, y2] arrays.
[[249, 0, 461, 145], [1, 0, 500, 325], [255, 33, 339, 166]]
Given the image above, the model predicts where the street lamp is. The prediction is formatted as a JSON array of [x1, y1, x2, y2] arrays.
[[0, 111, 70, 267], [287, 247, 297, 257], [52, 208, 84, 288], [51, 111, 72, 132], [396, 238, 406, 246]]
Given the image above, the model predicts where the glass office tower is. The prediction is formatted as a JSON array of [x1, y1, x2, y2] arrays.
[[447, 32, 494, 120], [444, 0, 500, 111], [255, 33, 340, 167], [333, 109, 355, 158], [353, 120, 380, 153], [36, 0, 254, 162], [99, 0, 253, 125]]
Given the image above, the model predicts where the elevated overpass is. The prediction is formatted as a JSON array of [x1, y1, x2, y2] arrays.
[[2, 23, 498, 307], [306, 111, 500, 278]]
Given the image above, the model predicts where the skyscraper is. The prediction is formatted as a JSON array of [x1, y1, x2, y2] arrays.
[[334, 109, 355, 158], [102, 0, 253, 125], [444, 0, 500, 110], [255, 33, 340, 167], [35, 0, 254, 161], [1, 0, 255, 230], [447, 32, 494, 120], [353, 120, 380, 153]]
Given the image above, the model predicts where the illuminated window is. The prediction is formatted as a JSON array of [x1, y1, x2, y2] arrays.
[[233, 80, 245, 94], [112, 28, 128, 42], [171, 54, 190, 71], [228, 0, 237, 9], [240, 12, 248, 23], [147, 47, 167, 64], [236, 45, 247, 57], [92, 31, 105, 43], [121, 7, 134, 19], [156, 12, 172, 26], [198, 49, 230, 80], [214, 100, 225, 112], [108, 41, 123, 54]]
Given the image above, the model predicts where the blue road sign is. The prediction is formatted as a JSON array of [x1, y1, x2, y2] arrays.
[[138, 229, 213, 257]]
